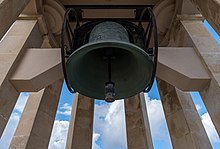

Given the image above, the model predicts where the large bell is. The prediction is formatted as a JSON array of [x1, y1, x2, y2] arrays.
[[66, 21, 153, 100]]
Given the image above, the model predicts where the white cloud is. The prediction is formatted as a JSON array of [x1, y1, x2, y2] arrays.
[[93, 103, 110, 133], [0, 112, 20, 148], [92, 94, 173, 149], [201, 113, 220, 143], [0, 93, 172, 149], [93, 133, 102, 149], [0, 92, 172, 149], [144, 93, 151, 102], [3, 92, 219, 149], [0, 94, 71, 149], [145, 94, 171, 142], [93, 100, 127, 149], [57, 103, 72, 116], [48, 120, 108, 149], [195, 104, 202, 112], [0, 93, 29, 148], [102, 100, 127, 149], [13, 93, 29, 113], [46, 93, 172, 149], [48, 120, 70, 149]]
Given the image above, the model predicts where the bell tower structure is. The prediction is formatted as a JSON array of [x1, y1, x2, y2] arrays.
[[0, 0, 219, 148]]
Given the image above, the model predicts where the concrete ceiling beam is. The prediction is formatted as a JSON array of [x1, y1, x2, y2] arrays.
[[60, 0, 159, 6], [189, 0, 220, 36], [157, 47, 211, 91], [10, 48, 63, 92], [9, 46, 211, 92], [0, 0, 31, 40]]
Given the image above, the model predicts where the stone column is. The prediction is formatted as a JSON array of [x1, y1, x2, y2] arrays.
[[66, 93, 94, 149], [181, 19, 220, 136], [0, 20, 42, 138], [0, 0, 31, 40], [9, 79, 63, 149], [157, 78, 212, 149], [189, 0, 220, 36], [124, 93, 153, 149]]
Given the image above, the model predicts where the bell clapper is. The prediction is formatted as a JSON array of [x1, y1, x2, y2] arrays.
[[105, 81, 115, 102], [105, 49, 116, 102]]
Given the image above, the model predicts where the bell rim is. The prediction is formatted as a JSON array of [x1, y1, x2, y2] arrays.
[[66, 41, 153, 100]]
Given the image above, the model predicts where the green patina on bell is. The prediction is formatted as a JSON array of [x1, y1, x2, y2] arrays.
[[66, 21, 153, 100]]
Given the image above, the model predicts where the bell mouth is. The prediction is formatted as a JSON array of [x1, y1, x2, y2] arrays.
[[66, 40, 153, 100]]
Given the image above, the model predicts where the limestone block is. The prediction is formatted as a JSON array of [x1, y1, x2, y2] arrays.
[[181, 0, 200, 14], [60, 0, 159, 5], [125, 93, 153, 149], [0, 20, 42, 138], [0, 80, 19, 138], [190, 0, 220, 36], [9, 79, 63, 149], [0, 0, 31, 40], [10, 48, 63, 92], [157, 78, 212, 149], [66, 93, 94, 149], [181, 20, 220, 136], [157, 47, 211, 91], [22, 0, 42, 15], [9, 46, 211, 93], [43, 0, 65, 35]]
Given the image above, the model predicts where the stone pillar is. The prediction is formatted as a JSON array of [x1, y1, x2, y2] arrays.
[[189, 0, 220, 36], [0, 0, 31, 40], [9, 79, 63, 149], [0, 20, 42, 138], [181, 19, 220, 136], [157, 78, 212, 149], [124, 93, 153, 149], [66, 93, 94, 149]]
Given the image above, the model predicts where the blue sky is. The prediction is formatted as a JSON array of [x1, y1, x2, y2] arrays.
[[204, 20, 220, 44], [0, 20, 220, 148]]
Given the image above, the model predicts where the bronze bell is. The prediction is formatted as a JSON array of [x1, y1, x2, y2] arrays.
[[65, 21, 154, 101]]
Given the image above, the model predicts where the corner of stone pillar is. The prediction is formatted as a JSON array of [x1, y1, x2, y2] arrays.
[[156, 78, 212, 149], [66, 93, 94, 149], [124, 93, 153, 149]]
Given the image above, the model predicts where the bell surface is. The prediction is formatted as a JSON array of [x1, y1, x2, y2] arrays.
[[66, 21, 153, 100]]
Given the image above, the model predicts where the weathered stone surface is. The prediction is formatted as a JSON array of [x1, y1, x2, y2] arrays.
[[181, 20, 220, 136], [9, 79, 63, 149], [9, 46, 211, 92], [157, 47, 210, 91], [66, 93, 94, 149], [124, 93, 153, 149], [0, 0, 31, 40], [10, 48, 63, 92], [157, 78, 212, 149], [22, 0, 42, 15], [0, 80, 19, 138], [190, 0, 220, 36], [0, 20, 42, 138], [60, 0, 160, 5]]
